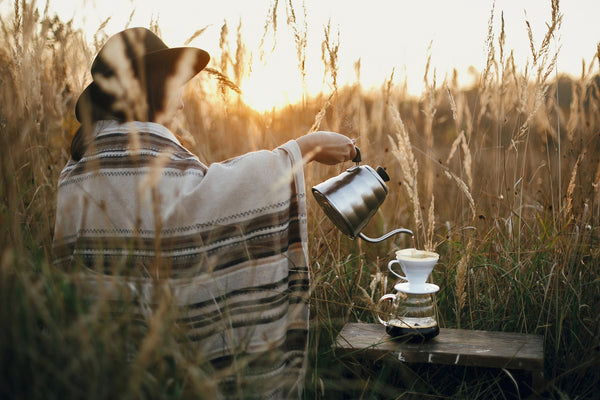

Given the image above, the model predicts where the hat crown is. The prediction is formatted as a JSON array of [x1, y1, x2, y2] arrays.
[[91, 28, 168, 78]]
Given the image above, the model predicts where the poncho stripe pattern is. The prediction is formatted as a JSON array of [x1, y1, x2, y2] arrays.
[[53, 120, 309, 399]]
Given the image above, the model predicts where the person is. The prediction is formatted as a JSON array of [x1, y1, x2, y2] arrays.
[[52, 27, 356, 399]]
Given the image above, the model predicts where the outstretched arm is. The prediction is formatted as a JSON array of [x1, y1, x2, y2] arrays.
[[296, 131, 357, 165]]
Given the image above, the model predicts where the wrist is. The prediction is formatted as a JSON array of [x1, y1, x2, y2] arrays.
[[296, 135, 319, 163]]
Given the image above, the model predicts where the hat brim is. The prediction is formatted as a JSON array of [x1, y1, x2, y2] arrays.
[[75, 47, 210, 122]]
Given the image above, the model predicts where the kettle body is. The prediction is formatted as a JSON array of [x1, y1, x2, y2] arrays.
[[312, 150, 412, 243]]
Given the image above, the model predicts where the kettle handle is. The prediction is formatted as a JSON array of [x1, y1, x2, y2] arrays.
[[358, 228, 413, 243], [352, 146, 361, 164]]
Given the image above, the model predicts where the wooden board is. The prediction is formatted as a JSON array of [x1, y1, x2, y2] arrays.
[[335, 323, 544, 372]]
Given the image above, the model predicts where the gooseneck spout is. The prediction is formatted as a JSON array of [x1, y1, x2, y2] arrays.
[[358, 228, 413, 243]]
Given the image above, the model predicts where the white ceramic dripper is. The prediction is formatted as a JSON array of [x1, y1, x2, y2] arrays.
[[387, 248, 439, 294]]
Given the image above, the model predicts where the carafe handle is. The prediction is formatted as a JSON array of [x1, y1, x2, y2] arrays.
[[376, 293, 397, 327]]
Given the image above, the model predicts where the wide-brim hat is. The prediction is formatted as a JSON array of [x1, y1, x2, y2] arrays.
[[75, 27, 210, 122]]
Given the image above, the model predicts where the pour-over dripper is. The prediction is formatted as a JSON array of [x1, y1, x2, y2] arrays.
[[388, 248, 439, 293]]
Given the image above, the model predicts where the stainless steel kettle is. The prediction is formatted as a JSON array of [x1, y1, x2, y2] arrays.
[[312, 148, 413, 243]]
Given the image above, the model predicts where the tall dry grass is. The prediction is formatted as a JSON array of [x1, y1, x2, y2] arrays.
[[1, 0, 599, 399]]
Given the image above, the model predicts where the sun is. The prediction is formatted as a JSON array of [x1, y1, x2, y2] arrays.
[[239, 56, 307, 112]]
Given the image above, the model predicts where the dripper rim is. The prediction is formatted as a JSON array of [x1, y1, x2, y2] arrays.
[[395, 247, 439, 261]]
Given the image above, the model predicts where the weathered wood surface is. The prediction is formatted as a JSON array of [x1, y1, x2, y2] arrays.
[[335, 323, 544, 372]]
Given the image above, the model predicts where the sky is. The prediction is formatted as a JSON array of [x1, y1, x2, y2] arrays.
[[4, 0, 599, 110]]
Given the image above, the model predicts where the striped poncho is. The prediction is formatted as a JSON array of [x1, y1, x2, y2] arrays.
[[53, 120, 310, 399]]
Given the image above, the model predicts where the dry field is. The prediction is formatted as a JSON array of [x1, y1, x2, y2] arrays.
[[1, 1, 599, 398]]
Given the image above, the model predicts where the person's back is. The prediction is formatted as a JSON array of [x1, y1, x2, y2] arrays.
[[54, 120, 311, 399]]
